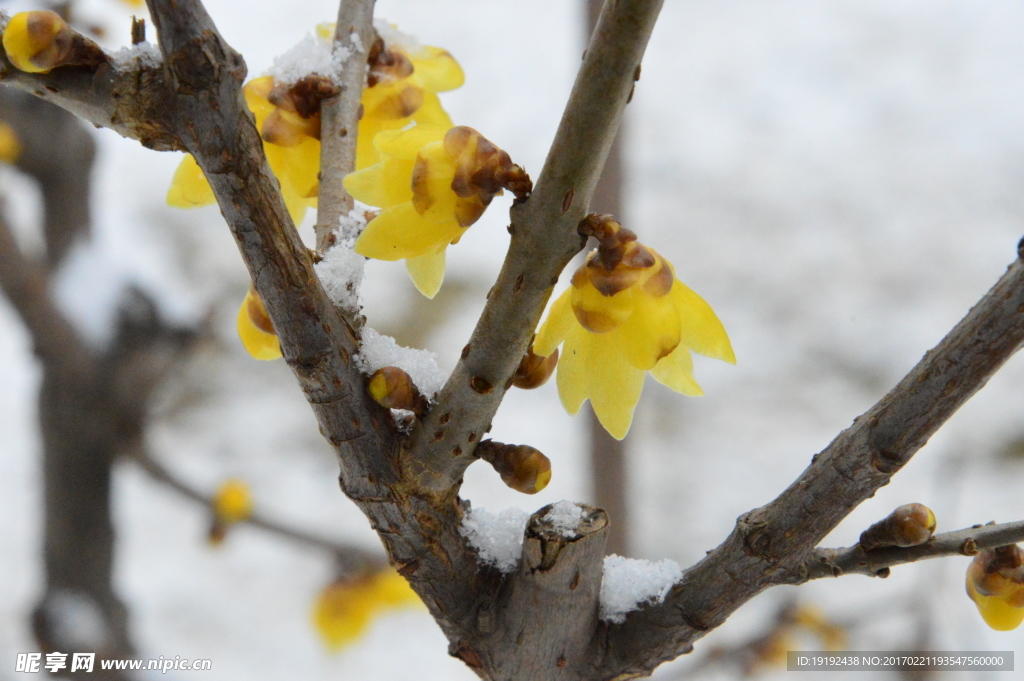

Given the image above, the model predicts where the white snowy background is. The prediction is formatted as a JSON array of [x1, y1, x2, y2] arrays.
[[2, 0, 1024, 679]]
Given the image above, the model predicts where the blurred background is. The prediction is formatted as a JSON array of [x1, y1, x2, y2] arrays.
[[1, 0, 1023, 679]]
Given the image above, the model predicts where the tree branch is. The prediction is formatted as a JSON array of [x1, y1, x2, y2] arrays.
[[793, 519, 1024, 582], [598, 244, 1024, 679], [314, 0, 376, 251], [409, 0, 664, 492], [129, 449, 383, 573]]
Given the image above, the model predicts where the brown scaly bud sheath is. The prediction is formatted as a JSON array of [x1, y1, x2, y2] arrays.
[[246, 286, 276, 336], [368, 366, 430, 416], [512, 345, 558, 389], [475, 440, 552, 494], [859, 503, 937, 551]]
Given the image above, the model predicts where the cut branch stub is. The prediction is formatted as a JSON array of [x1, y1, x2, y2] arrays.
[[486, 503, 608, 681]]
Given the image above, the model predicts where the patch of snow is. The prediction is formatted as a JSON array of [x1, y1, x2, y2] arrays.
[[314, 246, 364, 313], [52, 239, 130, 351], [544, 500, 585, 537], [267, 32, 351, 85], [599, 555, 683, 624], [373, 19, 423, 56], [110, 42, 162, 69], [354, 327, 447, 398], [460, 506, 530, 573], [349, 31, 364, 55]]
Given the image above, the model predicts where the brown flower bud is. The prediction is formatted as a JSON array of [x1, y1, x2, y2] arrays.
[[512, 346, 558, 389], [476, 440, 551, 494], [859, 503, 936, 551], [368, 367, 429, 416]]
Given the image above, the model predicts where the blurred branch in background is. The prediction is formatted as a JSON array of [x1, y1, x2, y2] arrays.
[[585, 0, 629, 557]]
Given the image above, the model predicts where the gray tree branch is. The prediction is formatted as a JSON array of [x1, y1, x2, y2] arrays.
[[599, 246, 1024, 679], [793, 519, 1024, 582], [409, 0, 664, 493], [314, 0, 376, 251]]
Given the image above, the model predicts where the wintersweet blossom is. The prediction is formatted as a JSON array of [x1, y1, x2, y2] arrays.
[[317, 22, 464, 169], [2, 11, 71, 74], [313, 570, 421, 650], [534, 217, 734, 439], [208, 478, 253, 545], [344, 124, 529, 297], [966, 546, 1024, 631]]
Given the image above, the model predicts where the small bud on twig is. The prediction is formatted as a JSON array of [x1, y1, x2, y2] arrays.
[[967, 545, 1024, 630], [368, 367, 429, 416], [476, 440, 551, 494], [2, 11, 109, 74], [512, 346, 558, 389], [859, 503, 937, 551]]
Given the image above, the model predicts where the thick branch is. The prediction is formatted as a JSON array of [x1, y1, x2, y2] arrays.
[[410, 0, 664, 492], [0, 211, 90, 370], [600, 245, 1024, 679], [314, 0, 376, 250], [794, 520, 1024, 581], [130, 450, 382, 572]]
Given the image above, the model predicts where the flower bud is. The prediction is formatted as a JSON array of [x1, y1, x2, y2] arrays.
[[966, 545, 1024, 631], [237, 287, 282, 361], [2, 11, 107, 73], [859, 503, 936, 550], [368, 366, 429, 415], [512, 346, 558, 389], [476, 440, 552, 494], [208, 478, 253, 545]]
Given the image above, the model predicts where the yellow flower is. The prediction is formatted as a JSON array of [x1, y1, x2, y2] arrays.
[[2, 11, 72, 74], [0, 121, 21, 164], [213, 479, 253, 525], [535, 218, 734, 440], [345, 124, 528, 297], [313, 570, 421, 651], [318, 22, 464, 170], [967, 546, 1024, 631], [237, 287, 282, 361], [167, 76, 319, 225]]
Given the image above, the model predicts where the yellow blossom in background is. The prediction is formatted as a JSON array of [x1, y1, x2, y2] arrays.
[[313, 570, 421, 651], [318, 22, 463, 169], [237, 287, 282, 361], [213, 479, 253, 524], [967, 546, 1024, 631], [0, 121, 21, 164], [535, 218, 734, 439], [345, 124, 528, 297]]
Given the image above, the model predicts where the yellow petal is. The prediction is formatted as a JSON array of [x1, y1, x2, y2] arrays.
[[968, 579, 1024, 631], [355, 202, 460, 260], [313, 583, 375, 650], [411, 141, 458, 221], [556, 324, 591, 416], [535, 288, 574, 358], [243, 76, 276, 129], [410, 47, 465, 92], [373, 124, 448, 160], [587, 332, 645, 440], [651, 343, 703, 397], [343, 157, 416, 208], [412, 91, 454, 128], [355, 118, 395, 170], [166, 154, 216, 208], [282, 187, 313, 226], [571, 281, 634, 333], [277, 136, 321, 200], [237, 295, 282, 360], [613, 288, 681, 370], [672, 280, 736, 363], [367, 571, 421, 608], [405, 247, 446, 298]]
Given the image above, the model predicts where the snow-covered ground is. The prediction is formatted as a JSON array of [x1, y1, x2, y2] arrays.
[[2, 1, 1024, 679]]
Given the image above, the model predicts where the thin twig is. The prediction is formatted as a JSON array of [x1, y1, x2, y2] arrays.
[[314, 0, 376, 251], [130, 449, 382, 572], [409, 0, 665, 492], [794, 520, 1024, 581]]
